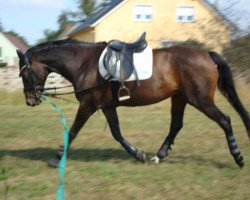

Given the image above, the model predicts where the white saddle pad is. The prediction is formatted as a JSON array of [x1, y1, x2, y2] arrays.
[[98, 45, 153, 81]]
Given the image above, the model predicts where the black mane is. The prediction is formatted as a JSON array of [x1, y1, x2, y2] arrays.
[[25, 39, 106, 57]]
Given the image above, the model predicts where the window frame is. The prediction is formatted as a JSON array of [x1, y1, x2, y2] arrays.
[[176, 6, 195, 23], [133, 4, 153, 22]]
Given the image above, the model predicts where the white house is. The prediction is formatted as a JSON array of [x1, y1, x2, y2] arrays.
[[0, 32, 28, 66]]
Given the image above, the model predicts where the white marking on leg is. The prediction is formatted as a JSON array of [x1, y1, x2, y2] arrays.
[[151, 156, 160, 164]]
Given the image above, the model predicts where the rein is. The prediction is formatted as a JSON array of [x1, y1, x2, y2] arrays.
[[42, 79, 108, 96], [20, 62, 111, 100]]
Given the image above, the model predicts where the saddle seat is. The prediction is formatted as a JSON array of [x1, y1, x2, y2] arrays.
[[109, 32, 147, 53]]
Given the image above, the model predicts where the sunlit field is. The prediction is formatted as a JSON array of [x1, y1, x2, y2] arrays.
[[0, 82, 250, 200]]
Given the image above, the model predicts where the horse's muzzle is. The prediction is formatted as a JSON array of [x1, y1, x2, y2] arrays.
[[25, 91, 42, 107], [26, 97, 42, 106]]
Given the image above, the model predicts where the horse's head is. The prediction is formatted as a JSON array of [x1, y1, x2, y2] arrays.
[[17, 50, 49, 106]]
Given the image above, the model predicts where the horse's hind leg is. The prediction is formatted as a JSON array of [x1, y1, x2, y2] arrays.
[[102, 107, 146, 162], [194, 101, 244, 168], [151, 95, 187, 163]]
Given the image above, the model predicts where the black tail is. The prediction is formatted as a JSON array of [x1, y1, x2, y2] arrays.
[[209, 51, 250, 138]]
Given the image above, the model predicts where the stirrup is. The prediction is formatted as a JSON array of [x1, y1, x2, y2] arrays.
[[118, 86, 130, 101]]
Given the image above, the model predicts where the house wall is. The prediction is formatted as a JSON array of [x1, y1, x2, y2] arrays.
[[79, 0, 231, 51], [71, 27, 95, 42], [0, 33, 19, 66]]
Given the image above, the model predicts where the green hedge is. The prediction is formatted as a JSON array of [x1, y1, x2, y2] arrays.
[[0, 59, 7, 68]]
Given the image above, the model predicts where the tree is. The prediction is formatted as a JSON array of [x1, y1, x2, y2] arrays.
[[223, 34, 250, 82], [0, 18, 4, 32], [179, 39, 211, 51], [78, 0, 96, 18], [36, 29, 61, 44], [58, 10, 79, 28], [37, 0, 106, 43]]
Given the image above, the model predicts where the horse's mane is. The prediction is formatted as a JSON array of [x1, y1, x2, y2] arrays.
[[26, 39, 106, 56]]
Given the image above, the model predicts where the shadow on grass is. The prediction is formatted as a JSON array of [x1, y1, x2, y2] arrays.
[[0, 148, 131, 162], [166, 155, 236, 169], [0, 148, 235, 169]]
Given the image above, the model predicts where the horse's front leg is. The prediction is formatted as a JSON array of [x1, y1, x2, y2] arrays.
[[102, 107, 146, 162], [48, 102, 96, 167]]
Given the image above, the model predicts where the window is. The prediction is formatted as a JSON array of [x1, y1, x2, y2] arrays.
[[133, 5, 153, 21], [176, 6, 195, 23]]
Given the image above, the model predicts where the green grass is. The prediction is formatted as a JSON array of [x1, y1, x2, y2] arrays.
[[0, 84, 250, 200]]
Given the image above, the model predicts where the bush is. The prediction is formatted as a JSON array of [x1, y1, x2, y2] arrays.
[[179, 39, 211, 51], [223, 34, 250, 83], [161, 39, 211, 51], [0, 59, 7, 68]]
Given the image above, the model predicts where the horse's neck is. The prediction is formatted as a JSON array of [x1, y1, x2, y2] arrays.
[[40, 44, 105, 87], [40, 51, 78, 84]]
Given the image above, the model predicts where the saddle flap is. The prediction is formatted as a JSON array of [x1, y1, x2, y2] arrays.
[[99, 33, 152, 82], [103, 47, 133, 80], [99, 45, 153, 82]]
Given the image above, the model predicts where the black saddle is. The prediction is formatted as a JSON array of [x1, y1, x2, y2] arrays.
[[104, 32, 147, 80], [109, 32, 147, 52], [103, 32, 147, 101]]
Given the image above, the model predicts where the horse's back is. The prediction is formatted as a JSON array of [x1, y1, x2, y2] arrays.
[[118, 45, 218, 106]]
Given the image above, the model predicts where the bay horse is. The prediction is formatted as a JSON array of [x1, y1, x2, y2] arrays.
[[16, 39, 250, 168]]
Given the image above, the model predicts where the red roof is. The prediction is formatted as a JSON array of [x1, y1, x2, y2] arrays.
[[4, 33, 28, 52]]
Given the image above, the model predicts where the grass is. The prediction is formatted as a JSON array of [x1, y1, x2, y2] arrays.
[[0, 82, 250, 200]]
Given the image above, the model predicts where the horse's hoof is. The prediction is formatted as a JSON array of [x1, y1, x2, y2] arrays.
[[236, 155, 244, 169], [48, 157, 60, 168], [151, 156, 160, 164], [137, 150, 147, 162]]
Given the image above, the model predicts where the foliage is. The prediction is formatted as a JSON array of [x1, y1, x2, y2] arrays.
[[0, 18, 4, 32], [0, 60, 7, 68], [223, 34, 250, 71], [37, 0, 108, 43], [36, 29, 62, 44], [58, 10, 78, 28], [179, 39, 211, 51], [36, 10, 77, 44], [78, 0, 96, 18], [161, 39, 210, 51], [223, 34, 250, 82]]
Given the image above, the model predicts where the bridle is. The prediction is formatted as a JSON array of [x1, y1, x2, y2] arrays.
[[19, 61, 42, 94], [19, 56, 111, 101]]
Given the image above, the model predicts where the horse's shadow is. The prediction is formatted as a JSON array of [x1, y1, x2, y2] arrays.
[[0, 148, 235, 169], [0, 147, 131, 162]]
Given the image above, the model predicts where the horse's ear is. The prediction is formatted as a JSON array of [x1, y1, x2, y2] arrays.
[[16, 50, 27, 71], [16, 50, 25, 60]]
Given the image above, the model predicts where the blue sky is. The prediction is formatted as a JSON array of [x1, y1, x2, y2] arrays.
[[0, 0, 249, 45]]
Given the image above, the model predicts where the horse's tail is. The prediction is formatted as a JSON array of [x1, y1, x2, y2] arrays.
[[208, 51, 250, 138]]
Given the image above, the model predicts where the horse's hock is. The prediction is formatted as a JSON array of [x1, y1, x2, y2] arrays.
[[0, 67, 70, 91]]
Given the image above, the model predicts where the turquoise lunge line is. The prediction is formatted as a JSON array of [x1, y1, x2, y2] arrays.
[[42, 97, 69, 200]]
